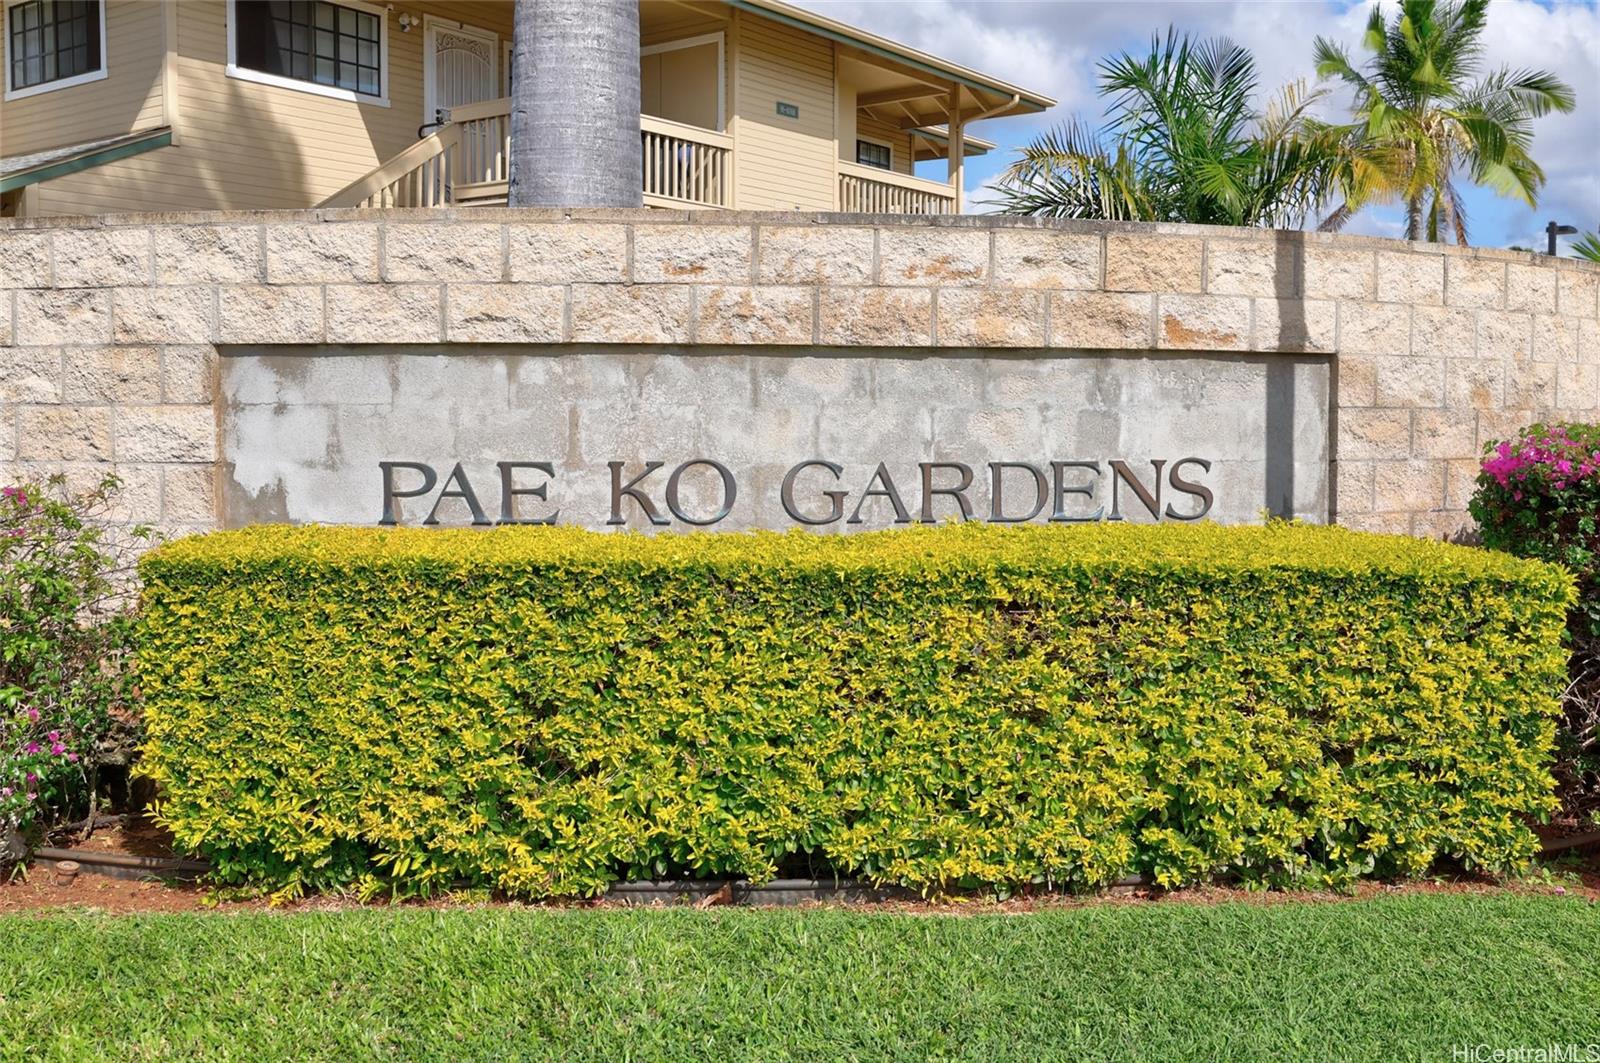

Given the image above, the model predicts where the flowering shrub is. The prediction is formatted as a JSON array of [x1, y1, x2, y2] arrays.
[[1473, 423, 1600, 633], [1471, 422, 1600, 822], [1, 476, 148, 866]]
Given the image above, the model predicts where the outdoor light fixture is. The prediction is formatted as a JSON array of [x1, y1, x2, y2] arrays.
[[1547, 221, 1578, 256]]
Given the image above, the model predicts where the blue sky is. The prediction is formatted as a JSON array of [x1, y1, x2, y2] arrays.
[[796, 0, 1600, 252]]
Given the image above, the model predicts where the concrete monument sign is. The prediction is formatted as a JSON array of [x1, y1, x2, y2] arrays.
[[219, 346, 1329, 529]]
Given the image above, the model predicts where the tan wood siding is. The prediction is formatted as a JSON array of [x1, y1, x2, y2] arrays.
[[731, 11, 834, 211], [31, 0, 514, 215], [854, 112, 914, 176], [640, 11, 731, 133], [1, 0, 166, 156]]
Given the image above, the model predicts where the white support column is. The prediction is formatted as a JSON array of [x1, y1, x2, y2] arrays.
[[727, 9, 741, 209], [946, 81, 964, 213]]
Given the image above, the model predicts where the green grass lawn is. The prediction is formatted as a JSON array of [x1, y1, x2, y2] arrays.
[[2, 894, 1596, 1061]]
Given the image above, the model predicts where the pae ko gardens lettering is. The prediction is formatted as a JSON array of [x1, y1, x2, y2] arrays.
[[377, 457, 1216, 528]]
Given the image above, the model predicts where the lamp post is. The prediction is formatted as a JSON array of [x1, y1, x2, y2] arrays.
[[1546, 221, 1578, 256]]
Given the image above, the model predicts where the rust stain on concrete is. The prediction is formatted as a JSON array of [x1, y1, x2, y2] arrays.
[[1162, 314, 1238, 349], [902, 255, 982, 282]]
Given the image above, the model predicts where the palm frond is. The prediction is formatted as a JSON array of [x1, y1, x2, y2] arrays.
[[1444, 179, 1471, 246], [1459, 67, 1577, 118], [989, 120, 1149, 220], [1318, 202, 1355, 232]]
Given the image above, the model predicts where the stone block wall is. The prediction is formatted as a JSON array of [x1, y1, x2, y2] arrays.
[[1, 209, 1596, 538]]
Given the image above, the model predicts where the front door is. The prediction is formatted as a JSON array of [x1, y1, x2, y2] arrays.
[[423, 19, 499, 130]]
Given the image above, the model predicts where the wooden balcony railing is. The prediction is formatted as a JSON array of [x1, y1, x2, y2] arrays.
[[321, 100, 732, 211], [641, 115, 732, 209], [837, 161, 957, 214]]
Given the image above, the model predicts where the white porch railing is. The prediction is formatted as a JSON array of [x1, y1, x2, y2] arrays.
[[836, 161, 957, 214], [320, 100, 732, 211]]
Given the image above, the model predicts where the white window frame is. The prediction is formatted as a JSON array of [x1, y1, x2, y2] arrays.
[[639, 30, 724, 132], [2, 0, 109, 102], [855, 135, 894, 171], [225, 0, 390, 108]]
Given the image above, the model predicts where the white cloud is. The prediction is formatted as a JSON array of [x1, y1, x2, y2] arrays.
[[793, 0, 1600, 246]]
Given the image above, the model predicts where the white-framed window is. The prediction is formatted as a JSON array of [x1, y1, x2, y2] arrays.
[[226, 0, 389, 107], [3, 0, 107, 101], [639, 31, 724, 131], [856, 137, 893, 171]]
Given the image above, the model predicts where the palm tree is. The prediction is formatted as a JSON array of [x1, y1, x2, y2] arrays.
[[1313, 0, 1575, 244], [1573, 233, 1600, 264], [508, 0, 643, 208], [992, 31, 1342, 228]]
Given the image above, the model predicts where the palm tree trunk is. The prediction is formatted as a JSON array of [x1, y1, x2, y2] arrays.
[[508, 0, 642, 208]]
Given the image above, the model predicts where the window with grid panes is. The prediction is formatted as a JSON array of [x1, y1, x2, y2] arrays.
[[235, 0, 381, 97], [6, 1, 101, 92], [856, 140, 892, 171]]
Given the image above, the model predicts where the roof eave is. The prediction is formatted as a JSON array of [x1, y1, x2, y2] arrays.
[[729, 0, 1055, 115]]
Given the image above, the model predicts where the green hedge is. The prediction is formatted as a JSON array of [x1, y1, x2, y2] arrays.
[[136, 523, 1573, 899]]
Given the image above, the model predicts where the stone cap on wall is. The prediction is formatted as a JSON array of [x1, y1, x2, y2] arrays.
[[2, 207, 1598, 275]]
